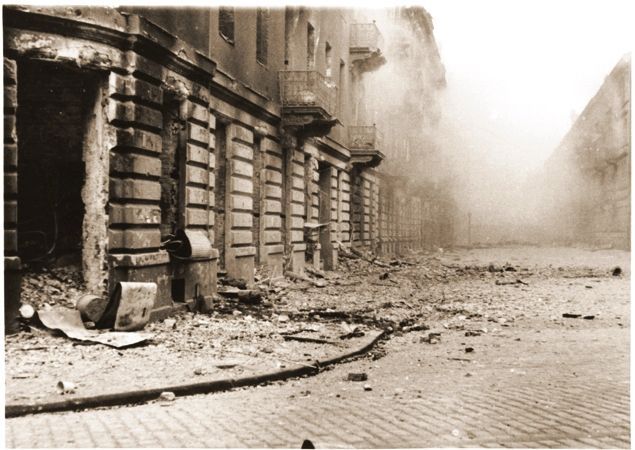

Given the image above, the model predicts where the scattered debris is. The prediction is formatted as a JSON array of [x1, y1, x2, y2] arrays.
[[158, 391, 176, 402], [495, 279, 528, 286], [219, 276, 248, 290], [56, 381, 77, 395], [38, 306, 154, 348], [19, 303, 35, 320], [283, 335, 338, 345], [402, 323, 430, 333], [75, 294, 108, 323], [96, 282, 156, 331], [421, 332, 441, 344], [301, 439, 316, 449], [347, 372, 368, 382]]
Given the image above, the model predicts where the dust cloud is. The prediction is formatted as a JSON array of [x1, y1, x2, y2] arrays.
[[357, 4, 629, 248]]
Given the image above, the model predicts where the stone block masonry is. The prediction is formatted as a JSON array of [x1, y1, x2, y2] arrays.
[[3, 6, 457, 328]]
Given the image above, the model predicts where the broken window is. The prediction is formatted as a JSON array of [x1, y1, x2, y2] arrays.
[[219, 7, 235, 44], [256, 8, 269, 65], [325, 42, 332, 77], [307, 22, 316, 70]]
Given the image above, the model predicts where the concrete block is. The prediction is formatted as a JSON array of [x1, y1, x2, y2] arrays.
[[231, 230, 252, 246], [290, 203, 304, 216], [124, 51, 163, 82], [4, 173, 18, 195], [4, 85, 17, 109], [209, 153, 216, 170], [188, 122, 209, 145], [232, 159, 253, 177], [265, 152, 282, 169], [230, 194, 253, 211], [109, 228, 161, 250], [265, 169, 282, 184], [186, 164, 209, 186], [185, 186, 209, 206], [231, 212, 253, 228], [108, 100, 162, 131], [111, 152, 161, 177], [110, 204, 160, 225], [115, 128, 161, 154], [263, 214, 281, 229], [4, 144, 17, 169], [291, 176, 304, 189], [4, 200, 17, 225], [265, 230, 282, 244], [291, 216, 304, 229], [232, 123, 254, 144], [186, 208, 209, 226], [5, 229, 17, 253], [186, 143, 209, 166], [230, 177, 253, 195], [4, 58, 17, 83], [109, 73, 162, 105], [264, 199, 282, 214], [232, 141, 254, 161], [188, 101, 209, 124], [265, 184, 282, 199], [110, 178, 161, 201], [291, 189, 304, 203]]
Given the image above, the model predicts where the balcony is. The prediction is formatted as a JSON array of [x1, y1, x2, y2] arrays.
[[279, 71, 338, 138], [350, 23, 386, 73], [349, 125, 385, 168]]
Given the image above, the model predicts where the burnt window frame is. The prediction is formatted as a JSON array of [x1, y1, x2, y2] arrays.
[[256, 7, 269, 66], [219, 6, 235, 44]]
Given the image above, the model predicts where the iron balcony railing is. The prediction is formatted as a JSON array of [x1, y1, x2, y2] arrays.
[[349, 125, 383, 151], [350, 23, 383, 52], [279, 71, 337, 116]]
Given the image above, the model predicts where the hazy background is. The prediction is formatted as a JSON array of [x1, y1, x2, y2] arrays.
[[421, 0, 633, 244]]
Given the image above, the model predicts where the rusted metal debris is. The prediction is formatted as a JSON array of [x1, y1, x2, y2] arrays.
[[38, 307, 153, 348]]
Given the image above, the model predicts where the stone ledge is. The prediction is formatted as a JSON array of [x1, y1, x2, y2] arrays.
[[109, 251, 170, 268]]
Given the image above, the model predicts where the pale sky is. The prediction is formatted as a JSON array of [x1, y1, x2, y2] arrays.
[[421, 0, 633, 175]]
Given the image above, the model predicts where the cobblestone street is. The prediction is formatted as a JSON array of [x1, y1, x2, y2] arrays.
[[5, 247, 630, 448]]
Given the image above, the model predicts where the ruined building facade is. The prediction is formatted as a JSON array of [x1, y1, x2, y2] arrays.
[[3, 6, 452, 324], [541, 56, 631, 250]]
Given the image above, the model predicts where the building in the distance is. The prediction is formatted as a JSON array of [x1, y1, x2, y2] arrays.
[[3, 5, 453, 330], [540, 55, 631, 249]]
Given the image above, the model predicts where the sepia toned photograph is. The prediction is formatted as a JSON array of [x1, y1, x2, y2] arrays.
[[2, 1, 631, 447]]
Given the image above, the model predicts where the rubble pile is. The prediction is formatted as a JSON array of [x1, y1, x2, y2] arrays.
[[20, 265, 84, 311]]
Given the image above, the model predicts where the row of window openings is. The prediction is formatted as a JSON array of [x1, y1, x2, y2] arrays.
[[219, 7, 269, 65], [219, 8, 343, 80]]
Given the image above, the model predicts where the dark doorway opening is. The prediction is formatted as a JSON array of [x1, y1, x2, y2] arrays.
[[16, 60, 104, 304], [214, 122, 228, 269]]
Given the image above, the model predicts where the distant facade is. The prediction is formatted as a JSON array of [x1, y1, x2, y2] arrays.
[[3, 6, 452, 323], [541, 56, 631, 249]]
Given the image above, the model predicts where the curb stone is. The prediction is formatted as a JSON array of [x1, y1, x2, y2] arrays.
[[5, 330, 386, 418]]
